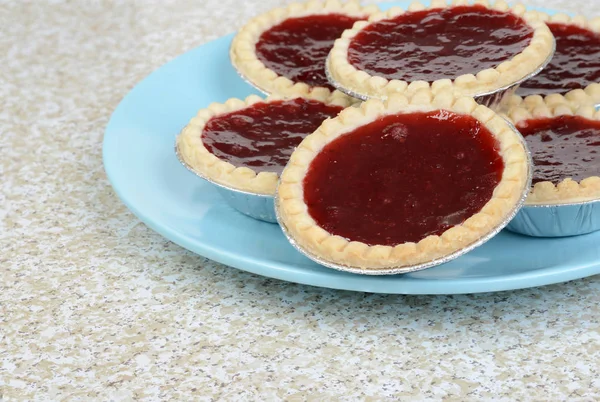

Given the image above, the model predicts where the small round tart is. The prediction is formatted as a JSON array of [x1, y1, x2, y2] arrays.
[[176, 92, 354, 195], [276, 91, 530, 272], [327, 0, 554, 101], [516, 12, 600, 103], [230, 0, 378, 96], [503, 94, 600, 205]]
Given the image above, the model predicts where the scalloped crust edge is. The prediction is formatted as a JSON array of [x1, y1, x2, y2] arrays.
[[276, 89, 531, 270], [327, 0, 555, 100], [502, 92, 600, 205], [176, 91, 355, 196], [230, 0, 379, 97]]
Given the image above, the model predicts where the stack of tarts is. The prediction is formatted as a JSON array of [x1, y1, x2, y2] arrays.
[[176, 0, 600, 275]]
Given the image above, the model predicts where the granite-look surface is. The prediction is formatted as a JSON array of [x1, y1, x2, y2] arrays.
[[2, 0, 600, 400]]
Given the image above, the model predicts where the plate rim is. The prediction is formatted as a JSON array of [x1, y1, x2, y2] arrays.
[[102, 3, 600, 295]]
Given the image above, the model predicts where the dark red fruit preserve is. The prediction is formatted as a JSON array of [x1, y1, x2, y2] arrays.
[[255, 14, 364, 89], [517, 23, 600, 96], [202, 98, 343, 174], [516, 115, 600, 183], [303, 111, 504, 246], [347, 5, 533, 81]]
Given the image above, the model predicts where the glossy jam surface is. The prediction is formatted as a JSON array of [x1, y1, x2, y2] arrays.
[[303, 111, 504, 246], [517, 116, 600, 183], [255, 14, 363, 89], [347, 5, 533, 82], [202, 99, 343, 174], [517, 23, 600, 96]]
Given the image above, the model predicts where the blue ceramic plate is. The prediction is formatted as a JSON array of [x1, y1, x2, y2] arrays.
[[103, 2, 600, 294]]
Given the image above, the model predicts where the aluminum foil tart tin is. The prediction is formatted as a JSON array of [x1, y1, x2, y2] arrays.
[[325, 40, 556, 110], [506, 198, 600, 237], [175, 144, 277, 224], [274, 128, 534, 276], [214, 187, 276, 223]]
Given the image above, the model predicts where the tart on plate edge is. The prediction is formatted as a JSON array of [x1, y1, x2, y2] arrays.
[[176, 92, 355, 196], [503, 94, 600, 205], [230, 0, 379, 96]]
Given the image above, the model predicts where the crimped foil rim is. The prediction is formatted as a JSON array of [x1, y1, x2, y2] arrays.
[[524, 197, 600, 209]]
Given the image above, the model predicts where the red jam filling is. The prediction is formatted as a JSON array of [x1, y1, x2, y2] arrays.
[[347, 5, 533, 82], [517, 23, 600, 96], [303, 111, 504, 246], [516, 116, 600, 184], [255, 14, 364, 90], [202, 98, 343, 174]]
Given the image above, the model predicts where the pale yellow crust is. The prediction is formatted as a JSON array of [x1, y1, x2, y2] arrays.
[[516, 11, 600, 103], [502, 93, 600, 205], [327, 0, 555, 100], [230, 0, 379, 97], [176, 92, 355, 196], [276, 90, 530, 271]]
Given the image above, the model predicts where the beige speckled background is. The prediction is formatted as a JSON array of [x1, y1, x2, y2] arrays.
[[2, 0, 600, 400]]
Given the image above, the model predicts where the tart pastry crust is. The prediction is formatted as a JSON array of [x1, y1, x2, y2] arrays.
[[503, 93, 600, 205], [230, 0, 379, 97], [276, 90, 530, 270], [516, 11, 600, 104], [327, 0, 555, 100], [176, 91, 354, 196]]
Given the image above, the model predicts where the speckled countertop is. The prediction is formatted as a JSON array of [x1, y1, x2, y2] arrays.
[[2, 0, 600, 400]]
